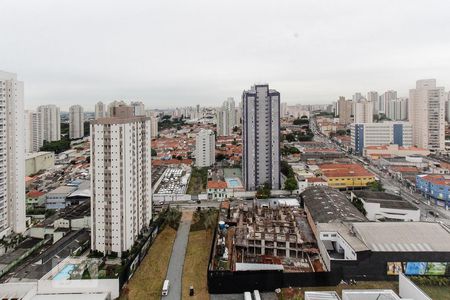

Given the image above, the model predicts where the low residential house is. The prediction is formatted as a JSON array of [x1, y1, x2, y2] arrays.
[[207, 181, 228, 200], [306, 177, 328, 187], [26, 190, 46, 209]]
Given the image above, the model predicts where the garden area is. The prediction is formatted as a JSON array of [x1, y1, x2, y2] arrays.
[[187, 167, 208, 194], [119, 227, 177, 299]]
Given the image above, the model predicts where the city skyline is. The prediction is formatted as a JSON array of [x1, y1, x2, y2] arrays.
[[1, 0, 450, 110]]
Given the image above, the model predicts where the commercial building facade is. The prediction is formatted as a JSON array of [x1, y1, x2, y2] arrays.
[[350, 191, 420, 222], [319, 164, 375, 189], [0, 71, 26, 237], [350, 122, 412, 155], [363, 144, 430, 160], [25, 151, 55, 176], [242, 84, 281, 191], [90, 106, 152, 256], [416, 174, 450, 208]]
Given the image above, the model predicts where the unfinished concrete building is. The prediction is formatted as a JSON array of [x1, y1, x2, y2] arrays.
[[214, 201, 324, 273]]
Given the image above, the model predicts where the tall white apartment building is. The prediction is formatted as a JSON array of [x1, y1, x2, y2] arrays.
[[388, 98, 408, 121], [350, 122, 413, 155], [150, 116, 158, 138], [354, 99, 373, 123], [37, 104, 61, 142], [69, 105, 84, 139], [95, 101, 106, 119], [367, 91, 379, 114], [195, 129, 215, 167], [90, 106, 152, 256], [130, 101, 145, 116], [0, 71, 26, 237], [24, 110, 43, 153], [379, 90, 397, 116], [242, 84, 280, 191], [409, 79, 445, 152], [216, 98, 236, 136]]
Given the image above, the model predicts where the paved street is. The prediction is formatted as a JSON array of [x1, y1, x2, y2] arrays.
[[162, 211, 193, 300]]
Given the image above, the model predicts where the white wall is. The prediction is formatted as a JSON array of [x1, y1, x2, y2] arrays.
[[399, 273, 432, 300], [37, 279, 119, 299]]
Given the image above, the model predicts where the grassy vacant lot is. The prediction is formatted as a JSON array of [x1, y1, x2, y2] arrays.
[[281, 281, 399, 299], [187, 167, 208, 194], [120, 227, 176, 300], [182, 213, 215, 300], [418, 285, 450, 300]]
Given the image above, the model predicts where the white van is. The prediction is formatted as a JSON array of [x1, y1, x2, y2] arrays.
[[253, 290, 262, 300], [162, 280, 170, 296], [244, 291, 252, 300]]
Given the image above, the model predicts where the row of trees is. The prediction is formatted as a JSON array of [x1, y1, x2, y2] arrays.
[[281, 161, 298, 193]]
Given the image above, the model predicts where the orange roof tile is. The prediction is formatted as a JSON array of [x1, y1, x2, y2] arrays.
[[27, 190, 45, 198], [207, 181, 228, 189], [319, 163, 374, 178]]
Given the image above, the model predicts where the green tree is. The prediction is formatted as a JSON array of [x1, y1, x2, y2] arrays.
[[368, 181, 384, 191], [165, 207, 182, 229], [151, 148, 157, 157], [284, 177, 298, 193], [256, 183, 271, 199], [293, 118, 309, 125]]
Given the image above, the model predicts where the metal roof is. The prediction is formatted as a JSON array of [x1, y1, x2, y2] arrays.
[[352, 222, 450, 252], [302, 186, 367, 223]]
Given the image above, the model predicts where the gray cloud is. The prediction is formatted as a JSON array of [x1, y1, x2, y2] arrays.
[[1, 0, 450, 110]]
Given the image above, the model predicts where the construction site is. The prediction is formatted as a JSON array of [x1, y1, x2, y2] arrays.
[[212, 200, 325, 273]]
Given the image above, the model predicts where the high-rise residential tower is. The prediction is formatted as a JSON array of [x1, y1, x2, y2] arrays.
[[216, 98, 236, 136], [409, 79, 445, 152], [90, 105, 152, 256], [354, 99, 373, 123], [367, 91, 379, 114], [388, 98, 408, 121], [69, 105, 84, 139], [195, 129, 215, 167], [37, 104, 61, 142], [379, 90, 397, 116], [130, 101, 145, 116], [337, 97, 353, 125], [242, 84, 280, 191], [150, 116, 158, 138], [0, 71, 25, 237], [95, 101, 106, 119], [25, 110, 43, 153]]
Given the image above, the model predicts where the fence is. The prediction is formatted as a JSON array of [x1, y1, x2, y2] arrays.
[[118, 209, 168, 288], [206, 223, 341, 294]]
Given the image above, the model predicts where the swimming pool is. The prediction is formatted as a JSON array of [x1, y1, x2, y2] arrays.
[[226, 178, 242, 188], [53, 264, 75, 280]]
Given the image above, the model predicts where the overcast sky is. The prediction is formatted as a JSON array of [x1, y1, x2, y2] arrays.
[[1, 0, 450, 111]]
